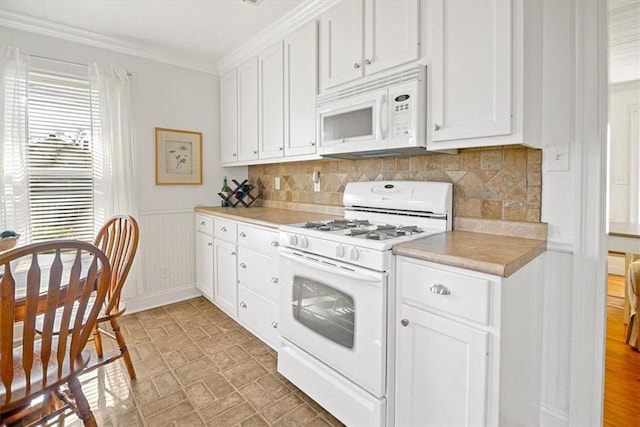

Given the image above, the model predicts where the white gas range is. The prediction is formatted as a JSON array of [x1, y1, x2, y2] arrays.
[[277, 181, 452, 427]]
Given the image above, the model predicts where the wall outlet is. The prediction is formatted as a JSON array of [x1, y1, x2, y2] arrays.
[[275, 176, 280, 190], [613, 174, 628, 185], [160, 266, 169, 278]]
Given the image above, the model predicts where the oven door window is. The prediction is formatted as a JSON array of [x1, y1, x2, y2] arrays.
[[291, 275, 355, 349]]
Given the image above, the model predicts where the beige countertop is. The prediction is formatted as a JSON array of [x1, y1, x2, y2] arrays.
[[393, 230, 546, 278], [194, 206, 341, 229]]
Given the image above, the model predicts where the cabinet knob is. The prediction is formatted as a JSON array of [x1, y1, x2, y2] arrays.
[[253, 150, 258, 154], [240, 262, 247, 269], [239, 232, 247, 238], [433, 124, 440, 131], [429, 283, 451, 295], [271, 241, 280, 247], [309, 141, 316, 146], [401, 319, 409, 327], [353, 62, 360, 69], [240, 301, 247, 309], [279, 147, 283, 151], [233, 153, 237, 157], [271, 277, 278, 284], [208, 242, 213, 247], [365, 58, 371, 65], [231, 251, 236, 256], [271, 321, 278, 328]]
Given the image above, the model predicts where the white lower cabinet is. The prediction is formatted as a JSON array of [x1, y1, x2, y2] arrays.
[[238, 285, 279, 349], [213, 238, 238, 317], [195, 214, 214, 301], [395, 254, 545, 426]]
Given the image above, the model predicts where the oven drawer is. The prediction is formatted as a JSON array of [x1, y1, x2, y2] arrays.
[[215, 218, 237, 242], [237, 247, 279, 302], [195, 214, 214, 236], [237, 224, 280, 256], [238, 285, 279, 350], [398, 258, 491, 325]]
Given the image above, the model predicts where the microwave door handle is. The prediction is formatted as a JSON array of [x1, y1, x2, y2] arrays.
[[280, 252, 383, 284], [379, 93, 387, 140]]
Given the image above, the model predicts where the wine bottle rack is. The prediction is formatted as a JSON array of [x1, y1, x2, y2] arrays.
[[218, 179, 261, 208]]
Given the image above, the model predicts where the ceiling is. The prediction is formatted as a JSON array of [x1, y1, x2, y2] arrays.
[[0, 0, 306, 74], [0, 0, 638, 81]]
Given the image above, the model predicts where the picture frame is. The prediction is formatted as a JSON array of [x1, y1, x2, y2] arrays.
[[155, 127, 203, 185]]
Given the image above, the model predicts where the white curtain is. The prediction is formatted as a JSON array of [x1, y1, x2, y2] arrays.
[[89, 63, 141, 296], [0, 45, 30, 242]]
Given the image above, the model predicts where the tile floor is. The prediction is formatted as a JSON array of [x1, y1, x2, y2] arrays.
[[54, 297, 344, 427]]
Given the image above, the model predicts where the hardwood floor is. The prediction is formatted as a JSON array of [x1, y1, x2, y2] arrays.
[[604, 274, 640, 427]]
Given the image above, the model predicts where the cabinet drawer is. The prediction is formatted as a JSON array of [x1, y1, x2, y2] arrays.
[[195, 214, 214, 236], [237, 224, 280, 256], [238, 285, 279, 349], [237, 247, 279, 301], [215, 218, 237, 241], [399, 258, 491, 325]]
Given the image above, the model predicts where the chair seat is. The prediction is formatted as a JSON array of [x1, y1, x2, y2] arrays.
[[0, 338, 91, 414]]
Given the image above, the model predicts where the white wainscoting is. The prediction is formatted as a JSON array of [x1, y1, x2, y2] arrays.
[[539, 243, 573, 427], [122, 209, 200, 314]]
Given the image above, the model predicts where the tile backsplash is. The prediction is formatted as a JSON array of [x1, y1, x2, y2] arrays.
[[248, 145, 542, 222]]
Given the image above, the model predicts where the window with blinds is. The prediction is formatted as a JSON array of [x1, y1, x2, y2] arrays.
[[27, 69, 98, 243]]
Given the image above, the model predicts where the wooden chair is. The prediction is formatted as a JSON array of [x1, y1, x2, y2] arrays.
[[626, 260, 639, 350], [88, 215, 139, 379], [0, 240, 111, 426]]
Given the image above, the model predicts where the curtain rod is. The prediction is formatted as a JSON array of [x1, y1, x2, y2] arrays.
[[30, 54, 134, 77]]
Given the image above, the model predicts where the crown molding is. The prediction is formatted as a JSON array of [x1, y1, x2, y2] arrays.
[[0, 9, 218, 74], [216, 0, 335, 74]]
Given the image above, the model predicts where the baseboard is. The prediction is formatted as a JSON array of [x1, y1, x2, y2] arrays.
[[539, 405, 569, 427], [123, 284, 201, 314], [607, 254, 626, 276]]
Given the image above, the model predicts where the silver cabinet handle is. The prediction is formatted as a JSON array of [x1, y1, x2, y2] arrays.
[[221, 226, 227, 232], [401, 319, 409, 327], [239, 232, 247, 238], [271, 277, 278, 284], [231, 251, 236, 256], [433, 124, 440, 131], [353, 62, 360, 69], [271, 321, 278, 328], [365, 58, 371, 65], [271, 241, 280, 247], [200, 221, 206, 226], [429, 283, 451, 295], [240, 301, 247, 309], [240, 262, 247, 269]]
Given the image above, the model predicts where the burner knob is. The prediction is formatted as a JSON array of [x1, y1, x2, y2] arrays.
[[336, 245, 346, 257], [349, 247, 360, 261], [300, 237, 309, 249], [289, 234, 298, 246]]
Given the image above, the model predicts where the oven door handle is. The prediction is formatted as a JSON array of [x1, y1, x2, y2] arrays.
[[280, 252, 384, 284]]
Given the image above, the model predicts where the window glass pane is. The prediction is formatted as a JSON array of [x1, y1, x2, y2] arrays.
[[27, 69, 96, 243], [291, 275, 355, 349]]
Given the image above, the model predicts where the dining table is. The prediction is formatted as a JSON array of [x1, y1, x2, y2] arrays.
[[608, 221, 640, 323]]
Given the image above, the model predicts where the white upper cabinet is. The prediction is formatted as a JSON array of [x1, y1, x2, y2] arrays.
[[426, 0, 543, 150], [284, 21, 318, 157], [259, 42, 285, 159], [237, 57, 259, 161], [319, 0, 420, 92], [430, 0, 512, 143], [220, 69, 238, 164]]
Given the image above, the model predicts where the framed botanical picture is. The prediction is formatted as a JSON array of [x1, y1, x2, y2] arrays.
[[155, 127, 203, 185]]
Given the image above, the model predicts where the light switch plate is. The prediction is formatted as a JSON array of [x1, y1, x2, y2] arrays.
[[275, 176, 280, 190], [545, 144, 570, 171]]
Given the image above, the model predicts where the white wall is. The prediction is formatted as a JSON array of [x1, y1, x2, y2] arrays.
[[0, 26, 247, 308]]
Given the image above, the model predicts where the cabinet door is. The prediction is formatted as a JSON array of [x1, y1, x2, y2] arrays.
[[259, 42, 285, 159], [195, 232, 214, 300], [429, 0, 512, 142], [396, 304, 489, 426], [364, 0, 419, 76], [220, 69, 238, 164], [237, 57, 259, 161], [319, 0, 364, 91], [213, 238, 237, 317], [284, 20, 318, 156]]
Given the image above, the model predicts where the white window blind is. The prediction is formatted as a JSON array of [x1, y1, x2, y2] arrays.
[[27, 69, 98, 243]]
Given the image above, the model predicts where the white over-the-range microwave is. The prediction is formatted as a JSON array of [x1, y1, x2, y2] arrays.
[[317, 65, 427, 159]]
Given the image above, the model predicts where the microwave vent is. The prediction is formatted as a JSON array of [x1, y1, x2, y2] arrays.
[[317, 65, 425, 105]]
